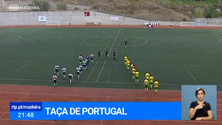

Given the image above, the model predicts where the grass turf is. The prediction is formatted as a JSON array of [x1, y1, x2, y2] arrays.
[[0, 27, 222, 91]]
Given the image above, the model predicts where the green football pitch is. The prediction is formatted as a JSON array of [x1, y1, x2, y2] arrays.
[[0, 27, 222, 91]]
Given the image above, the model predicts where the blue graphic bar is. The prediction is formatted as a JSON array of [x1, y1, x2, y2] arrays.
[[10, 102, 181, 120], [10, 102, 42, 111]]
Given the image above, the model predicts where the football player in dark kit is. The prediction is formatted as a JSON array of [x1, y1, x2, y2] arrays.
[[124, 40, 127, 48], [113, 51, 116, 60], [98, 50, 101, 59], [189, 87, 213, 120], [105, 50, 108, 59]]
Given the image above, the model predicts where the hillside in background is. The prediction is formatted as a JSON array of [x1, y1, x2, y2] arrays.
[[2, 0, 222, 21], [51, 0, 222, 21]]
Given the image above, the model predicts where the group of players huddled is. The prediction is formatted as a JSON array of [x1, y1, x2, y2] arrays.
[[144, 73, 159, 93], [124, 56, 140, 83], [51, 53, 95, 87], [124, 55, 160, 93]]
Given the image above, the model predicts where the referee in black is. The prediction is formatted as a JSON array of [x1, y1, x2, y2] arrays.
[[124, 39, 127, 48], [113, 51, 116, 60], [105, 50, 108, 59], [98, 50, 101, 59]]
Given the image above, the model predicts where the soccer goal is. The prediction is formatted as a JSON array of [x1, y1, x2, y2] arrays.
[[0, 21, 7, 29], [181, 22, 196, 27], [46, 21, 60, 26]]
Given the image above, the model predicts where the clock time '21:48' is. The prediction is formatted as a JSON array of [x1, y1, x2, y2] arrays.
[[18, 112, 34, 118]]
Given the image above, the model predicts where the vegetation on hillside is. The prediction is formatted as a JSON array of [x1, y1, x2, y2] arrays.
[[50, 0, 222, 21], [7, 0, 222, 20], [56, 2, 67, 10], [29, 0, 50, 11], [161, 0, 222, 18]]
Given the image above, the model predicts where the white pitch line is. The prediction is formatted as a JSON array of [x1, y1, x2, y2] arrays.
[[81, 35, 112, 47], [0, 118, 100, 125], [1, 81, 222, 92], [95, 29, 122, 82], [0, 77, 145, 85], [1, 28, 49, 45], [3, 77, 222, 86], [0, 61, 28, 63], [196, 29, 203, 32], [3, 62, 31, 78], [0, 84, 179, 92], [1, 31, 35, 42], [82, 35, 148, 47], [0, 28, 19, 33], [1, 117, 222, 124], [184, 65, 199, 85], [209, 33, 222, 44], [1, 30, 34, 33], [185, 65, 222, 67], [17, 93, 29, 102], [210, 33, 222, 38], [100, 119, 104, 125], [107, 96, 110, 102], [100, 96, 110, 125], [1, 98, 219, 103], [161, 120, 222, 124], [0, 91, 182, 100], [0, 93, 29, 119]]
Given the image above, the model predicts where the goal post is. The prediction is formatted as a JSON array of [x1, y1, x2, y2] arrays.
[[46, 21, 60, 26], [181, 22, 196, 27]]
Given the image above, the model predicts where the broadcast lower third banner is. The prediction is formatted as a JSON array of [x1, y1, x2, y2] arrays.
[[10, 102, 181, 120]]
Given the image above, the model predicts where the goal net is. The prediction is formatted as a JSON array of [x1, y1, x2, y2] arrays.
[[46, 21, 60, 26], [0, 21, 7, 29], [181, 22, 196, 27]]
